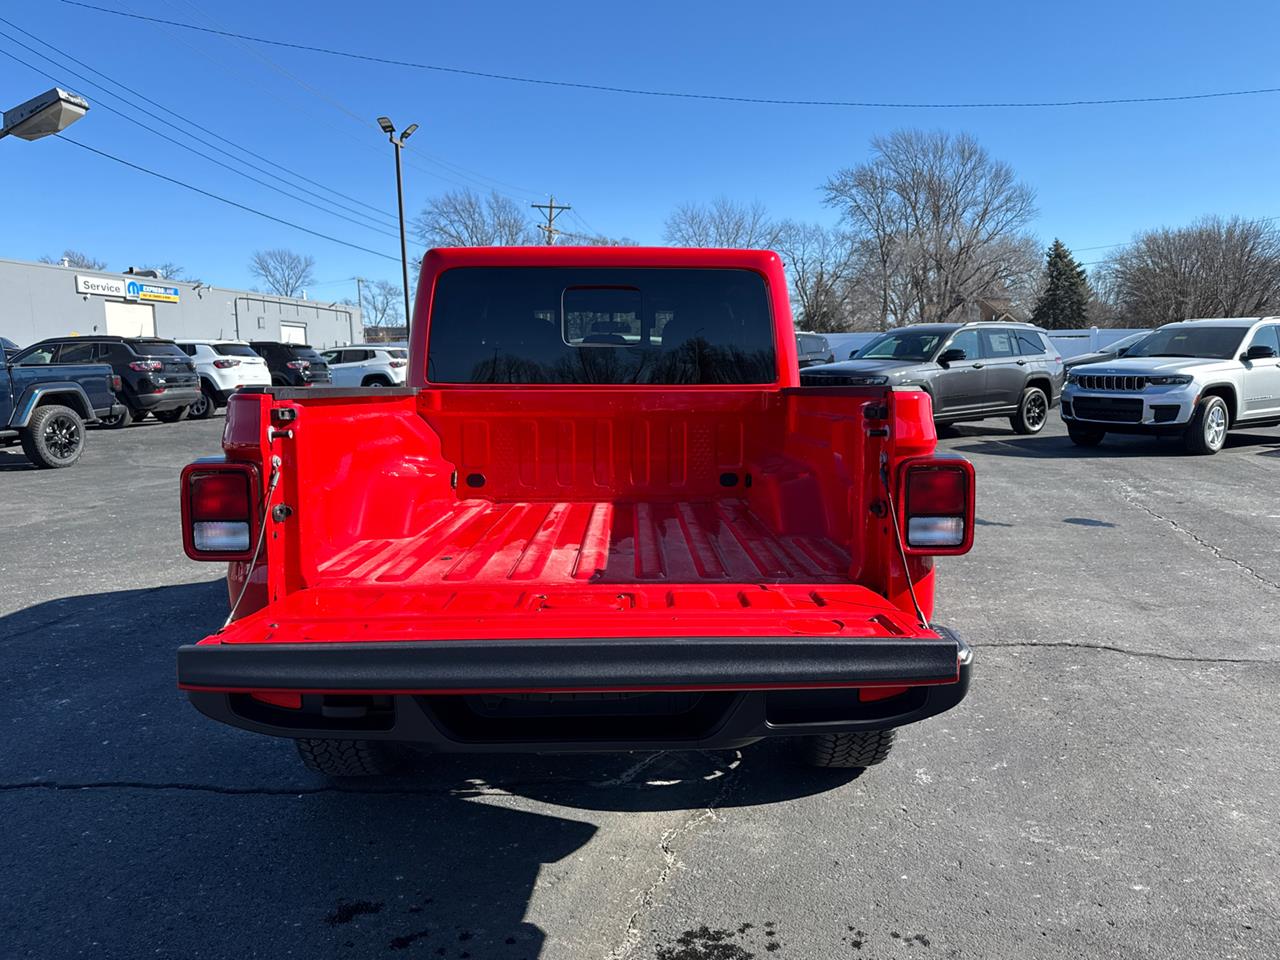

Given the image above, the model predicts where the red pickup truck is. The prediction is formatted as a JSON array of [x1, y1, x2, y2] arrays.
[[177, 247, 975, 777]]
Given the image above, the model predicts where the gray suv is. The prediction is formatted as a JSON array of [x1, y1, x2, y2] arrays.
[[801, 322, 1064, 433], [1062, 317, 1280, 454]]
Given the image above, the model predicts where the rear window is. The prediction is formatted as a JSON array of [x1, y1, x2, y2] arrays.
[[385, 348, 408, 358], [128, 340, 188, 359], [213, 343, 259, 357], [426, 267, 776, 384], [288, 346, 325, 362]]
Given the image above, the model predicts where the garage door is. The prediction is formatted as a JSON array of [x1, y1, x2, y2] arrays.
[[280, 322, 307, 344], [104, 301, 155, 337]]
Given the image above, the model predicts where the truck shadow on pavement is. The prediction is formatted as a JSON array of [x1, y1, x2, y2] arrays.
[[1, 579, 859, 959]]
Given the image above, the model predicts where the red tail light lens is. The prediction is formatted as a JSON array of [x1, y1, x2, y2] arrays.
[[181, 462, 260, 560], [110, 374, 122, 390], [212, 358, 241, 369], [388, 359, 408, 368], [129, 360, 163, 372], [191, 473, 250, 521], [286, 360, 310, 370], [899, 458, 975, 555], [907, 467, 966, 515]]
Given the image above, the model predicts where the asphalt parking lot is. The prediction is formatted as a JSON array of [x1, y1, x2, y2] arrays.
[[2, 414, 1278, 960]]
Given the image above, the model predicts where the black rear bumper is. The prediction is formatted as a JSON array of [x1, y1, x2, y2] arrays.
[[179, 628, 973, 752]]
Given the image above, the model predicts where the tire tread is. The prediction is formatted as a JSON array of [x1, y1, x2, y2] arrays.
[[799, 729, 896, 768]]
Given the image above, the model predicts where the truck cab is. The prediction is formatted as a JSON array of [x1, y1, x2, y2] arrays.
[[177, 248, 976, 777]]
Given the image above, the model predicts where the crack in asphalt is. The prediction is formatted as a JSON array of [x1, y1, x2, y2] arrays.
[[606, 753, 742, 960], [1111, 480, 1280, 593], [981, 640, 1280, 665]]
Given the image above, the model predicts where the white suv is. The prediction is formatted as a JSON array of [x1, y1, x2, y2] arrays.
[[320, 345, 408, 387], [1062, 317, 1280, 454], [176, 340, 273, 419]]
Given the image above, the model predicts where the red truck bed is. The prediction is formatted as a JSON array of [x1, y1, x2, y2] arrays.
[[176, 248, 973, 764]]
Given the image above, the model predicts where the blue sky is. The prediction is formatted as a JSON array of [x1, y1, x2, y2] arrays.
[[3, 0, 1279, 303]]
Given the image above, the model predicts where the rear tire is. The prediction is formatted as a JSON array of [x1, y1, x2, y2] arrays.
[[97, 405, 133, 429], [1010, 386, 1049, 434], [20, 404, 84, 468], [361, 376, 392, 387], [1183, 395, 1229, 455], [295, 738, 406, 777], [1067, 424, 1105, 447], [798, 729, 895, 769], [188, 388, 216, 420], [152, 407, 188, 424]]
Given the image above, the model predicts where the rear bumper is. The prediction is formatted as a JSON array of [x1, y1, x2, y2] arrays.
[[178, 628, 973, 751]]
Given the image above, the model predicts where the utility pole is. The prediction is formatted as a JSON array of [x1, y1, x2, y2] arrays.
[[353, 277, 366, 343], [532, 196, 571, 245]]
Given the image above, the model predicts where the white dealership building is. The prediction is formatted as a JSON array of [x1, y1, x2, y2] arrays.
[[0, 256, 361, 349]]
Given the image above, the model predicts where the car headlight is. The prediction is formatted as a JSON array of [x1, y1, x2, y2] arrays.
[[1147, 375, 1193, 386], [1065, 372, 1080, 384]]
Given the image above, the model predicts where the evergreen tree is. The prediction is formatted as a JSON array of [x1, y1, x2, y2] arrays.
[[1031, 239, 1091, 329]]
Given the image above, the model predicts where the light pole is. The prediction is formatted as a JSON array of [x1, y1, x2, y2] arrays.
[[1, 87, 89, 141], [376, 116, 418, 337]]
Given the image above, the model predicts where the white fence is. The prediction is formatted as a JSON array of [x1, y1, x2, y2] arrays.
[[1045, 327, 1147, 359]]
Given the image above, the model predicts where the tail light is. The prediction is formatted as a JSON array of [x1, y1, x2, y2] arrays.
[[286, 360, 310, 370], [129, 359, 163, 372], [897, 456, 975, 555], [110, 374, 122, 390], [388, 359, 407, 368], [180, 461, 261, 561], [213, 358, 241, 369]]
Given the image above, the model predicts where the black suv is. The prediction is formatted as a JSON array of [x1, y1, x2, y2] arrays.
[[802, 322, 1064, 433], [13, 336, 200, 428], [795, 332, 835, 368], [249, 341, 333, 387]]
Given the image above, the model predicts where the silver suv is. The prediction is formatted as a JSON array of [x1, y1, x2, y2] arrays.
[[1062, 317, 1280, 454]]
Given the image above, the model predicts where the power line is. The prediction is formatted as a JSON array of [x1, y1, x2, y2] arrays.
[[140, 0, 544, 201], [0, 38, 405, 241], [57, 136, 400, 262], [63, 0, 1280, 111], [0, 13, 399, 227], [1073, 213, 1280, 265]]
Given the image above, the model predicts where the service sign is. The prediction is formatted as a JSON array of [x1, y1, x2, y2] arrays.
[[75, 274, 128, 298], [126, 280, 181, 303]]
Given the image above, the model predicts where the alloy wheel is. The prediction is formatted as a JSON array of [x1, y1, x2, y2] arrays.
[[1206, 403, 1227, 448], [44, 414, 81, 460], [1025, 392, 1047, 430]]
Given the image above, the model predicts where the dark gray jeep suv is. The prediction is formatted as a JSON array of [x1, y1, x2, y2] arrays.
[[802, 322, 1064, 433]]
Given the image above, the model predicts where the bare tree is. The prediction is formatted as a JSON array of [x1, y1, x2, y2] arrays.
[[139, 262, 197, 282], [663, 197, 780, 248], [40, 249, 107, 270], [249, 248, 316, 298], [824, 130, 1039, 326], [362, 279, 404, 338], [413, 189, 536, 247], [1096, 216, 1280, 325], [775, 221, 860, 331]]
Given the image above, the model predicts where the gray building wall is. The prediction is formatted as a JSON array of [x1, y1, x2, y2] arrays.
[[0, 258, 360, 349]]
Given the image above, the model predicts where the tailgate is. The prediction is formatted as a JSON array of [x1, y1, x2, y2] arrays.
[[177, 586, 968, 694]]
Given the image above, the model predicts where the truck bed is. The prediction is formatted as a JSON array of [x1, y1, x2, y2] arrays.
[[317, 497, 851, 586]]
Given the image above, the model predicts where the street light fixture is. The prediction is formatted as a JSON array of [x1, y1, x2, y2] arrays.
[[377, 116, 418, 337], [0, 87, 89, 141]]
